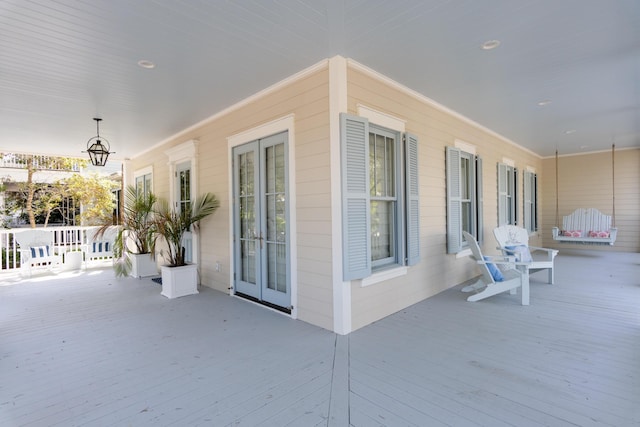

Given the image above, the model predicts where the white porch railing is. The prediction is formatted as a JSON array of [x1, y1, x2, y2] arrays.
[[0, 153, 82, 171], [0, 226, 110, 272]]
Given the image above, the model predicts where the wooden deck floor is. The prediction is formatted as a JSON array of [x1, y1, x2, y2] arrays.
[[1, 249, 638, 426]]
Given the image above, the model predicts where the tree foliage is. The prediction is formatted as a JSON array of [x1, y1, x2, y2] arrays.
[[61, 173, 120, 225], [0, 153, 89, 227], [1, 153, 118, 227]]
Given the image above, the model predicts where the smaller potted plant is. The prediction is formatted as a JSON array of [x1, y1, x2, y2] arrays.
[[153, 192, 219, 298], [100, 185, 158, 278]]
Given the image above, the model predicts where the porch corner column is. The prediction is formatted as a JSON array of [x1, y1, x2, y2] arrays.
[[329, 55, 352, 335]]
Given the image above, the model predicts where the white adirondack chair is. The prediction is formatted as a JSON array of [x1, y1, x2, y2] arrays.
[[494, 225, 558, 284], [14, 229, 62, 277], [461, 231, 530, 305]]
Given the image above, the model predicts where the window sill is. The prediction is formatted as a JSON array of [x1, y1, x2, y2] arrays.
[[455, 248, 472, 258], [357, 266, 408, 288]]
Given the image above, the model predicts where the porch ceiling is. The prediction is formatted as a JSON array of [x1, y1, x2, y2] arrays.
[[1, 0, 638, 160]]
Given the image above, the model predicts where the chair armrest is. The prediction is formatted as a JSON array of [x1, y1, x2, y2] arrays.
[[528, 245, 555, 253], [18, 248, 31, 262], [475, 255, 530, 267], [528, 246, 558, 260]]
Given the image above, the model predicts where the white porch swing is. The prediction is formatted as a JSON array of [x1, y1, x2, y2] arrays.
[[552, 144, 618, 245]]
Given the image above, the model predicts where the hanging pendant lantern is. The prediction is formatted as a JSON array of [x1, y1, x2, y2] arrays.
[[84, 118, 114, 166]]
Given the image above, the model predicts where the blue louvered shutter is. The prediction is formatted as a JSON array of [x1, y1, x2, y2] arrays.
[[341, 113, 371, 280], [523, 170, 533, 232], [405, 133, 420, 265], [446, 147, 462, 253], [497, 163, 508, 226], [476, 156, 484, 243], [513, 168, 518, 225]]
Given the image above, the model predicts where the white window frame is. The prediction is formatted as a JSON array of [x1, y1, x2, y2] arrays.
[[446, 146, 483, 254], [134, 166, 153, 197], [369, 124, 402, 270], [498, 163, 518, 226]]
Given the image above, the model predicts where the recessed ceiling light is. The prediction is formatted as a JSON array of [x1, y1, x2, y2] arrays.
[[537, 100, 552, 106], [137, 60, 156, 69], [564, 129, 577, 135], [481, 40, 501, 50]]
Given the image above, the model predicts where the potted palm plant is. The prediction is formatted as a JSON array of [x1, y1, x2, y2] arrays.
[[153, 192, 219, 298], [102, 185, 158, 278]]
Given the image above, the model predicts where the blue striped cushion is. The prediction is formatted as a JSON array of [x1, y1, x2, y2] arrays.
[[92, 241, 110, 253], [30, 245, 50, 258]]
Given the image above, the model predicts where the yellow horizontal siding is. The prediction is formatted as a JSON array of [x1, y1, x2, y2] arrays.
[[129, 66, 335, 331], [347, 66, 544, 331]]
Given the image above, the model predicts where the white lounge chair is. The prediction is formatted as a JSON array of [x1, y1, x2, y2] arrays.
[[84, 226, 118, 267], [14, 229, 62, 277], [494, 225, 558, 284], [462, 231, 530, 305]]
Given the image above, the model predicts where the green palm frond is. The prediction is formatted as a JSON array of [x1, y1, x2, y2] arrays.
[[99, 185, 157, 277], [154, 193, 219, 267]]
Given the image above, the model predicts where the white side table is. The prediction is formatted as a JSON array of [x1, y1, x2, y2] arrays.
[[64, 251, 83, 271]]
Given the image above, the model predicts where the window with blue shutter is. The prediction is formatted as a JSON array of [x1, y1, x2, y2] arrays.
[[341, 113, 420, 280], [446, 146, 483, 253]]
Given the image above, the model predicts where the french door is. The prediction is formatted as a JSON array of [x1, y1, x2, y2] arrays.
[[233, 132, 290, 310]]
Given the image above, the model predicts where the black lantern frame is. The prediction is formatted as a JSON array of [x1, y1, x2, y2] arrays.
[[84, 118, 114, 166]]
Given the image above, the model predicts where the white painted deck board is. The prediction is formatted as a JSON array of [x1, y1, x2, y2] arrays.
[[1, 249, 638, 426]]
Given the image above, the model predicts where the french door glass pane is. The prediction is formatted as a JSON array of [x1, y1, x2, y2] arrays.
[[241, 240, 256, 284], [239, 152, 256, 284], [265, 143, 287, 293], [267, 241, 287, 292]]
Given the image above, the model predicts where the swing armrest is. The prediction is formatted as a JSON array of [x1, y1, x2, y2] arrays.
[[552, 227, 560, 238]]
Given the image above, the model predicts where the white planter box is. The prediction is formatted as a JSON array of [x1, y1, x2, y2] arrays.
[[130, 253, 157, 278], [161, 264, 198, 299]]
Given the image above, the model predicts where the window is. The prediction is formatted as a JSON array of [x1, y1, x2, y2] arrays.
[[446, 146, 483, 253], [135, 172, 152, 197], [497, 163, 518, 226], [341, 114, 419, 281], [523, 170, 538, 233], [176, 162, 191, 214], [370, 126, 397, 267], [112, 188, 122, 225]]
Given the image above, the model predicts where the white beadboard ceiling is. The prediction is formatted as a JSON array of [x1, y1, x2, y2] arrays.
[[0, 0, 638, 160]]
